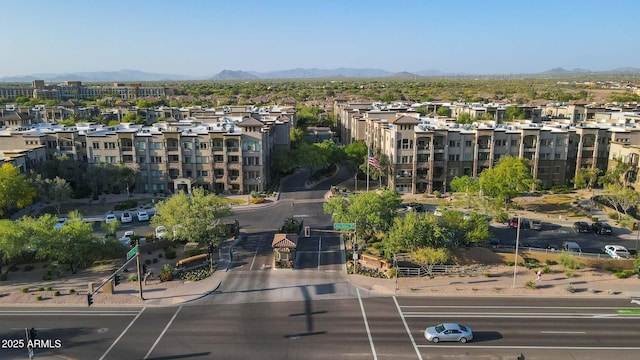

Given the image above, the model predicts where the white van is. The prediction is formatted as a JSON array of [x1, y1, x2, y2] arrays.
[[562, 241, 582, 253]]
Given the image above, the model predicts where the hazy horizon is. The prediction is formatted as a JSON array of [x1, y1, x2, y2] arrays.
[[1, 0, 639, 77]]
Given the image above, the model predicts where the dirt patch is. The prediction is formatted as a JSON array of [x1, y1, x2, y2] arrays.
[[451, 247, 505, 265]]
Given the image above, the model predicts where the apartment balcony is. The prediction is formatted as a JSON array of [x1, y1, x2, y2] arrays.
[[229, 176, 239, 181], [226, 147, 240, 153], [478, 144, 491, 150], [121, 146, 133, 152], [166, 146, 179, 152], [214, 174, 225, 180], [212, 146, 224, 152]]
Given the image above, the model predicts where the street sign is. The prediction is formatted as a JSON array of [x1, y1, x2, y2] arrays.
[[334, 223, 355, 230], [127, 245, 139, 260]]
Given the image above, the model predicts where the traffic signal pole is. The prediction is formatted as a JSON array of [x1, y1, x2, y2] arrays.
[[136, 240, 144, 300]]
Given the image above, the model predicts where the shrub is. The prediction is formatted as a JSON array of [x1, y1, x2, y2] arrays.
[[550, 185, 570, 194], [588, 288, 597, 294], [614, 270, 635, 279], [542, 265, 553, 274], [46, 286, 52, 291], [21, 287, 29, 293], [159, 272, 173, 282], [494, 211, 509, 223], [153, 258, 158, 263], [37, 286, 44, 291], [565, 283, 575, 293], [544, 259, 558, 266], [128, 274, 137, 282], [53, 290, 60, 296], [158, 253, 163, 258], [23, 265, 35, 272], [433, 190, 442, 198], [525, 280, 537, 289], [69, 289, 75, 294], [165, 248, 177, 260], [145, 259, 152, 265], [559, 252, 582, 270], [250, 197, 266, 204], [113, 199, 138, 211], [505, 261, 515, 266], [0, 273, 7, 281], [35, 295, 42, 301], [188, 249, 203, 257], [565, 270, 574, 277]]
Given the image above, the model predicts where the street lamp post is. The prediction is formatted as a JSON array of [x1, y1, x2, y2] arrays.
[[512, 216, 521, 289], [635, 221, 639, 252], [354, 173, 358, 193]]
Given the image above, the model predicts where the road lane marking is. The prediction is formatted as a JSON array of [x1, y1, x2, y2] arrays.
[[318, 235, 322, 271], [356, 288, 377, 360], [417, 345, 640, 350], [403, 313, 638, 319], [393, 296, 423, 360], [401, 306, 623, 310], [249, 235, 263, 271], [540, 331, 586, 334], [144, 305, 182, 360], [99, 307, 146, 360]]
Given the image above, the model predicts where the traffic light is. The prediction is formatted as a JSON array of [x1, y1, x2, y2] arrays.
[[353, 243, 358, 252], [87, 293, 94, 306], [28, 328, 37, 340], [304, 226, 310, 237], [208, 243, 214, 255], [142, 264, 148, 274], [114, 273, 120, 286]]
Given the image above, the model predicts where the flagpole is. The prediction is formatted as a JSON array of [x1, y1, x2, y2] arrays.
[[366, 145, 370, 192]]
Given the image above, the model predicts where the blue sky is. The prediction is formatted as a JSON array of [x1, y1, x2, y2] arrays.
[[1, 0, 638, 77]]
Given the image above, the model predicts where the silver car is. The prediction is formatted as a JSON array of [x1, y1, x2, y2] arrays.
[[424, 323, 473, 343]]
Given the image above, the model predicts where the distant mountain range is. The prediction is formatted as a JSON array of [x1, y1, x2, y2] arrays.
[[1, 67, 639, 83]]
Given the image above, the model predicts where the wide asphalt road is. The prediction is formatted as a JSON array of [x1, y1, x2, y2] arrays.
[[2, 297, 640, 359]]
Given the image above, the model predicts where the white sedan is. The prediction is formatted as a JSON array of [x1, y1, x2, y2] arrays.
[[604, 245, 630, 259], [136, 211, 150, 222], [120, 212, 133, 224], [424, 323, 473, 343]]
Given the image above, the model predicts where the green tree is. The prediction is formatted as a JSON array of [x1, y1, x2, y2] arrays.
[[411, 247, 450, 266], [324, 190, 401, 242], [436, 107, 451, 117], [382, 212, 444, 256], [151, 188, 232, 246], [34, 176, 72, 215], [34, 211, 96, 274], [479, 156, 535, 210], [0, 163, 37, 217], [340, 141, 367, 169], [601, 183, 640, 218], [598, 162, 631, 187], [0, 219, 29, 274], [505, 106, 525, 120], [456, 113, 472, 124], [572, 168, 601, 190]]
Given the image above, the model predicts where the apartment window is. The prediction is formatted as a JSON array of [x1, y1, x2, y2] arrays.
[[183, 142, 193, 149], [242, 140, 260, 151], [465, 140, 472, 147], [448, 154, 460, 161], [540, 153, 551, 160], [137, 142, 146, 150], [449, 140, 460, 147], [92, 142, 100, 149], [243, 157, 259, 166], [151, 183, 165, 191], [214, 155, 224, 163], [195, 156, 209, 164], [105, 142, 116, 149], [151, 170, 163, 177], [554, 167, 560, 174], [93, 156, 100, 162], [105, 156, 117, 163], [417, 140, 429, 150], [448, 168, 459, 176], [511, 139, 518, 146], [229, 155, 239, 163], [168, 155, 179, 163], [397, 156, 413, 164], [397, 139, 413, 150], [494, 139, 506, 147], [140, 170, 147, 177], [395, 170, 412, 178], [197, 170, 209, 177], [151, 156, 163, 163], [138, 156, 146, 164], [555, 153, 562, 159], [184, 156, 191, 163], [150, 142, 163, 149]]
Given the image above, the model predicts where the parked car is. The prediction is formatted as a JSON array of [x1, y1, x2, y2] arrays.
[[509, 217, 524, 228], [120, 212, 133, 224], [591, 222, 612, 235], [105, 213, 117, 224], [562, 241, 582, 253], [53, 217, 67, 230], [604, 245, 630, 259], [424, 323, 473, 343], [529, 219, 542, 231], [573, 221, 591, 233], [136, 211, 150, 222]]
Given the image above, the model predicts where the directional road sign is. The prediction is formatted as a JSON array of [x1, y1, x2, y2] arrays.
[[334, 223, 355, 230], [127, 245, 139, 260]]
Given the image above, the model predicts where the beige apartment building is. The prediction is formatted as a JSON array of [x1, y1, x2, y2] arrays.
[[335, 99, 640, 194]]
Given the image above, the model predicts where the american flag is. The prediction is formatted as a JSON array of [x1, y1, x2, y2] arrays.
[[368, 151, 381, 170]]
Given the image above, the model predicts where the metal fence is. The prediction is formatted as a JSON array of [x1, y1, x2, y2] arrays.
[[396, 264, 493, 278]]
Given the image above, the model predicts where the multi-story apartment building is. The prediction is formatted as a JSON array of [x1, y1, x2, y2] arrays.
[[0, 80, 171, 101], [335, 99, 640, 194]]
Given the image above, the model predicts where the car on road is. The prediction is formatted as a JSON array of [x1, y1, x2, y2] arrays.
[[120, 212, 133, 224], [591, 222, 612, 235], [105, 213, 117, 224], [424, 323, 473, 343], [530, 219, 542, 231], [562, 241, 582, 253], [136, 211, 150, 222], [509, 217, 524, 228], [604, 245, 630, 259], [573, 221, 591, 233], [53, 217, 67, 230]]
